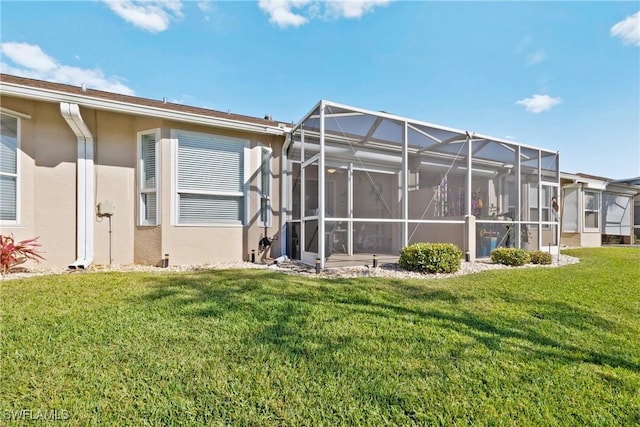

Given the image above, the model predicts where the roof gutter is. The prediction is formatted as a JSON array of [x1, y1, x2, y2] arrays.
[[60, 102, 94, 269], [1, 81, 287, 136]]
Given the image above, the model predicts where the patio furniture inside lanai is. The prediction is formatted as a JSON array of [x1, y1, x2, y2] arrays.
[[284, 101, 560, 269]]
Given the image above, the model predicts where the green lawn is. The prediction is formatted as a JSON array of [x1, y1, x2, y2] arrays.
[[1, 247, 639, 426]]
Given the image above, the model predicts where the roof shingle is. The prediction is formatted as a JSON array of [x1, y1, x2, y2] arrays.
[[0, 73, 288, 127]]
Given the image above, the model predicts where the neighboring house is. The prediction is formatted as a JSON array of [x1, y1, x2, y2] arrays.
[[2, 74, 581, 270], [614, 176, 640, 243], [0, 74, 288, 268], [560, 172, 639, 247]]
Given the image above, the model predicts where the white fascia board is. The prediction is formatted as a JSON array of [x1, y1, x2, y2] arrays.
[[561, 172, 609, 189], [584, 181, 608, 190], [604, 184, 640, 196], [560, 172, 582, 181], [1, 82, 286, 136]]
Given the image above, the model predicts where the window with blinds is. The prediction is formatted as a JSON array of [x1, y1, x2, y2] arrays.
[[138, 130, 159, 225], [259, 147, 272, 227], [0, 113, 18, 222], [175, 130, 248, 225]]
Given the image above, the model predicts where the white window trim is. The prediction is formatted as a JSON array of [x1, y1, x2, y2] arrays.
[[540, 184, 558, 230], [171, 129, 249, 227], [528, 181, 539, 221], [137, 129, 160, 226], [583, 189, 600, 232], [0, 112, 20, 225], [259, 146, 273, 228], [0, 107, 31, 120]]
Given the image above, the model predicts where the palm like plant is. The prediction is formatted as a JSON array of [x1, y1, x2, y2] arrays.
[[0, 234, 45, 274]]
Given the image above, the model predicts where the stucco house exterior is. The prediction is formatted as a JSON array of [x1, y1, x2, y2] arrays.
[[1, 74, 288, 268], [0, 73, 593, 270], [560, 172, 639, 247]]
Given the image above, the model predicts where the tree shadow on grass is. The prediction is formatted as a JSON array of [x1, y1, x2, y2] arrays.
[[136, 269, 473, 362], [347, 299, 640, 373], [136, 269, 640, 374]]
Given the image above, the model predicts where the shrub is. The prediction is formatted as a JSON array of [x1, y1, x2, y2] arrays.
[[0, 234, 45, 274], [399, 242, 463, 274], [490, 247, 530, 266], [530, 250, 553, 265]]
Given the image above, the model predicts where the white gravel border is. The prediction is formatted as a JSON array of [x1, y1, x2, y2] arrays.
[[1, 254, 579, 281]]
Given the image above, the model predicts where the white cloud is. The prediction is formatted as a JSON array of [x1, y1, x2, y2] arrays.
[[1, 43, 57, 72], [258, 0, 390, 28], [102, 0, 184, 33], [611, 11, 640, 46], [516, 94, 562, 114], [526, 50, 548, 65], [197, 1, 212, 13], [0, 42, 135, 95], [258, 0, 310, 28], [325, 0, 390, 19]]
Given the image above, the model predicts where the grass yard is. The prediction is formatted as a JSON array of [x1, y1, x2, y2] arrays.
[[1, 247, 639, 425]]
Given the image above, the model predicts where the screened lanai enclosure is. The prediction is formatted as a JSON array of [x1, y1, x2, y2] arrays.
[[283, 101, 560, 268]]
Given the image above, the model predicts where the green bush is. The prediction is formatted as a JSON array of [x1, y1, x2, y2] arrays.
[[529, 250, 553, 265], [399, 242, 463, 274], [490, 247, 531, 266]]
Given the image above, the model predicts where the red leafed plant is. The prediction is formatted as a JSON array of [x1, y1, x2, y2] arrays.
[[1, 234, 45, 274]]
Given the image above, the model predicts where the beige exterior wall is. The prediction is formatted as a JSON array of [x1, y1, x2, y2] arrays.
[[134, 226, 162, 265], [1, 94, 285, 269], [408, 223, 465, 248], [87, 109, 137, 265], [2, 97, 77, 267], [157, 123, 284, 266], [561, 232, 581, 247], [580, 231, 602, 247]]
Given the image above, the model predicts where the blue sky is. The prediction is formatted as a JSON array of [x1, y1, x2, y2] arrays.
[[1, 1, 638, 179]]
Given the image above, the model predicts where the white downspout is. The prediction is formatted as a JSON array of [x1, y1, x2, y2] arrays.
[[60, 102, 94, 269]]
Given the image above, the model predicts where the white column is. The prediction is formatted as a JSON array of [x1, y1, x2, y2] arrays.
[[402, 121, 409, 249], [466, 133, 473, 219], [318, 102, 326, 269]]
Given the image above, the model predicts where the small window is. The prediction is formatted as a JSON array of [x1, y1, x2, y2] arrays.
[[541, 185, 557, 229], [259, 147, 272, 227], [505, 180, 516, 220], [528, 182, 539, 221], [584, 190, 600, 231], [0, 113, 19, 223], [138, 130, 159, 225]]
